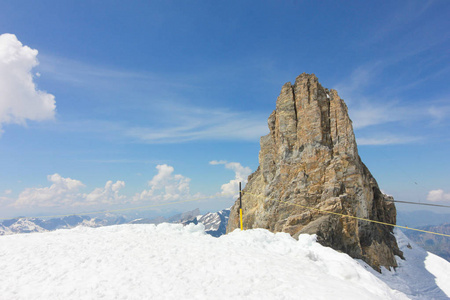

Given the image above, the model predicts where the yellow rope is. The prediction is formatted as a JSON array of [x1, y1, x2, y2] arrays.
[[242, 191, 450, 238]]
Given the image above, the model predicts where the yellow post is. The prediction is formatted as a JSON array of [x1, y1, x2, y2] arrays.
[[239, 208, 243, 230]]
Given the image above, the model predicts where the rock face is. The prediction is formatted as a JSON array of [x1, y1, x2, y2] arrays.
[[226, 73, 403, 271]]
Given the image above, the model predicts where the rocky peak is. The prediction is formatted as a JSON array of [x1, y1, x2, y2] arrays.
[[227, 73, 403, 271]]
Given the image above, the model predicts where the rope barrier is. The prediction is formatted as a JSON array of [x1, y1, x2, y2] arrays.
[[242, 191, 450, 238]]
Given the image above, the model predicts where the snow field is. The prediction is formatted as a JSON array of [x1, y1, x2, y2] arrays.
[[0, 223, 408, 299]]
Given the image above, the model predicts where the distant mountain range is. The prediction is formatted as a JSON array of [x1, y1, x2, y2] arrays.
[[394, 210, 450, 261], [397, 210, 450, 227], [0, 214, 127, 235], [0, 208, 230, 238], [402, 223, 450, 262], [129, 208, 230, 237], [129, 208, 201, 225]]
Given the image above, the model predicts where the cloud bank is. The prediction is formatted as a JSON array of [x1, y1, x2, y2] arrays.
[[12, 173, 125, 209], [5, 162, 252, 217], [0, 33, 55, 135]]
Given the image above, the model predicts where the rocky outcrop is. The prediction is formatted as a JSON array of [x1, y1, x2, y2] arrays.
[[226, 73, 403, 271]]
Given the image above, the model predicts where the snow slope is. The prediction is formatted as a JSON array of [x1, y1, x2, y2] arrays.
[[358, 229, 450, 299], [0, 223, 410, 299]]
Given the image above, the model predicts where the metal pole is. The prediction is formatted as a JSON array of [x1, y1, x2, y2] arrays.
[[239, 182, 243, 230]]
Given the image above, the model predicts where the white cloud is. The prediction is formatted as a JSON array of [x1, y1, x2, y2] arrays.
[[4, 189, 12, 195], [83, 180, 126, 206], [14, 174, 85, 208], [210, 160, 252, 196], [134, 164, 191, 202], [12, 173, 126, 208], [427, 189, 450, 203], [0, 34, 55, 135]]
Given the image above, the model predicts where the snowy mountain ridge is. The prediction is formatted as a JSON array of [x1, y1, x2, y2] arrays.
[[0, 215, 126, 235], [196, 208, 230, 237], [0, 208, 230, 237]]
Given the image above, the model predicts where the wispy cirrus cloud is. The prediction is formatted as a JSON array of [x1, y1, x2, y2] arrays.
[[125, 104, 267, 144], [428, 104, 450, 126], [335, 60, 449, 146], [334, 1, 450, 147], [338, 64, 450, 125], [36, 52, 269, 144], [356, 135, 421, 146], [38, 54, 173, 88], [362, 1, 438, 48], [35, 103, 267, 144]]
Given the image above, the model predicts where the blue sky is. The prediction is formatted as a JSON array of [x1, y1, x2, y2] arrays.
[[0, 0, 449, 219]]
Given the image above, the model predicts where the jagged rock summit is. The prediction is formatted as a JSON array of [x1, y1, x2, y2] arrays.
[[227, 73, 403, 271]]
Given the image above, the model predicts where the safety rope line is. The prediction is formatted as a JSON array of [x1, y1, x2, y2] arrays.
[[384, 199, 450, 208], [0, 193, 237, 221], [242, 191, 450, 238]]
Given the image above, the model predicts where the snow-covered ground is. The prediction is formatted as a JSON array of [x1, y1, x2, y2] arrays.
[[358, 229, 450, 299], [0, 223, 448, 299]]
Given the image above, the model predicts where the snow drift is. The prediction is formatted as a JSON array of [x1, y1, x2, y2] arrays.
[[0, 223, 447, 299]]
